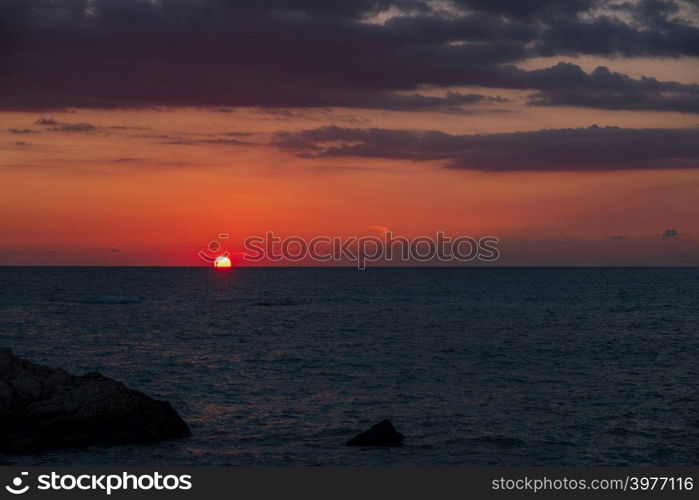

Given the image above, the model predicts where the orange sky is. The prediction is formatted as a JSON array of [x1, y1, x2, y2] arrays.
[[1, 95, 698, 266], [2, 0, 699, 266], [2, 45, 699, 267]]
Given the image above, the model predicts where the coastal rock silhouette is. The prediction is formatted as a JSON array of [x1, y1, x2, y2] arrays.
[[346, 419, 404, 447], [0, 348, 191, 453]]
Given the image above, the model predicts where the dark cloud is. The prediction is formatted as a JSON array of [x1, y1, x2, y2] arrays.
[[250, 108, 371, 124], [0, 0, 698, 112], [35, 118, 58, 126], [535, 9, 699, 57], [272, 125, 699, 171], [530, 88, 699, 114], [307, 91, 515, 113], [452, 0, 595, 19], [522, 64, 699, 113], [611, 235, 627, 241], [222, 131, 255, 137], [7, 128, 38, 134], [162, 138, 251, 146], [662, 228, 680, 239], [32, 118, 100, 132], [48, 122, 98, 132]]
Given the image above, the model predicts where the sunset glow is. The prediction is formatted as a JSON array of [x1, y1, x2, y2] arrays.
[[214, 256, 232, 268], [0, 1, 697, 266]]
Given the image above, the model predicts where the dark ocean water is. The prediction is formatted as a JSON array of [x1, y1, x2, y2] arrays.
[[0, 267, 698, 466]]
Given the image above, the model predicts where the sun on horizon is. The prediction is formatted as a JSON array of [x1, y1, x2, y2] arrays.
[[214, 256, 232, 268]]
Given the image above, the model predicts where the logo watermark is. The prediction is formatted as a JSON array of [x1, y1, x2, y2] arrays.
[[199, 231, 500, 269], [3, 471, 192, 496], [198, 233, 231, 264], [5, 472, 29, 495]]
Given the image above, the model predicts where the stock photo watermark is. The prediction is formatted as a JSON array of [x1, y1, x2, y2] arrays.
[[200, 232, 500, 269]]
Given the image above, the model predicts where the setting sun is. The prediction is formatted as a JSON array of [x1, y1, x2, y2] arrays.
[[214, 256, 232, 268]]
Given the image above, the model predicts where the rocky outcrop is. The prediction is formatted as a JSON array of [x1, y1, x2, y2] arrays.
[[346, 419, 404, 447], [0, 348, 191, 453]]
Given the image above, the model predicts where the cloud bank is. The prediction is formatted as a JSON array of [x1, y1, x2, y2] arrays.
[[272, 125, 699, 171], [1, 0, 698, 112]]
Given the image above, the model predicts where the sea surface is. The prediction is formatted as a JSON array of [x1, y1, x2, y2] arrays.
[[0, 267, 698, 466]]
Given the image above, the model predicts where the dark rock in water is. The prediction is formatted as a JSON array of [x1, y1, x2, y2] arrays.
[[346, 419, 404, 447], [0, 348, 191, 453]]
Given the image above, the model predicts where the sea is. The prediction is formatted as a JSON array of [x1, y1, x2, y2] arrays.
[[0, 267, 697, 466]]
